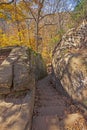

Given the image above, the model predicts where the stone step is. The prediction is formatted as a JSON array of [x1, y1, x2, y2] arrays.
[[37, 88, 58, 92], [35, 96, 60, 101], [43, 92, 60, 95], [34, 102, 63, 107], [35, 99, 65, 105], [35, 100, 62, 105], [35, 93, 60, 97], [32, 115, 63, 130], [36, 106, 66, 116], [38, 96, 64, 100], [37, 87, 57, 91]]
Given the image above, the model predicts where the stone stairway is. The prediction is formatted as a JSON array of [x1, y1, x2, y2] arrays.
[[31, 76, 83, 130]]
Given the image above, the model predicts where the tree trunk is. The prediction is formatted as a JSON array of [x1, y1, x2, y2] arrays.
[[14, 0, 21, 42], [36, 21, 39, 52]]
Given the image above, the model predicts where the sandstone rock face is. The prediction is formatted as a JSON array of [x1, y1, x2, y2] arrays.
[[0, 46, 35, 130], [0, 46, 47, 130], [0, 89, 35, 130], [52, 21, 87, 106], [0, 65, 12, 94], [0, 48, 11, 65], [35, 54, 47, 80], [0, 47, 35, 94], [28, 49, 47, 80], [64, 113, 87, 130], [14, 62, 35, 91]]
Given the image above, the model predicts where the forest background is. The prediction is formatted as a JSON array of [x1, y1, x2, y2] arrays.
[[0, 0, 87, 63]]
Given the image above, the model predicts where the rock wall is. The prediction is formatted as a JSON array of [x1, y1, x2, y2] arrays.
[[0, 46, 47, 130], [28, 48, 47, 80], [0, 47, 11, 65], [34, 54, 47, 80], [52, 20, 87, 106]]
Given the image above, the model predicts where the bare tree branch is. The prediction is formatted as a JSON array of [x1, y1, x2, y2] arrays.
[[23, 0, 37, 22], [38, 0, 45, 20], [39, 23, 58, 30], [39, 13, 55, 21], [25, 17, 35, 20], [0, 0, 14, 5]]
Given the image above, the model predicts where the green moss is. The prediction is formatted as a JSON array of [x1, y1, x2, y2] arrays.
[[27, 47, 47, 80], [62, 49, 69, 54], [28, 47, 39, 57], [83, 100, 87, 106]]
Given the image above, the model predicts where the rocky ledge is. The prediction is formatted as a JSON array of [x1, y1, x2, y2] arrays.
[[0, 46, 47, 130]]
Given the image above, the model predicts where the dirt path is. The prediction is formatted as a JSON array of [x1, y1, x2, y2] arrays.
[[32, 76, 87, 130]]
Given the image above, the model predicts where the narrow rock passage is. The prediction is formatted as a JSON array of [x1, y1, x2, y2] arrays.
[[31, 76, 86, 130]]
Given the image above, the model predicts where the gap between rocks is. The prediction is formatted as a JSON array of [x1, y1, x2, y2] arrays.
[[31, 75, 87, 130]]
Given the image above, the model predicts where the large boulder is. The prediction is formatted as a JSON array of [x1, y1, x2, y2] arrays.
[[0, 46, 47, 130], [52, 21, 87, 106], [0, 47, 35, 94], [0, 47, 35, 130]]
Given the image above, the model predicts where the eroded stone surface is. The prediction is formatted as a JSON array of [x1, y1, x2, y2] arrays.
[[0, 65, 12, 94], [0, 48, 11, 65], [14, 62, 35, 91], [52, 21, 87, 106], [0, 47, 36, 94], [64, 113, 87, 130], [0, 46, 47, 130], [0, 89, 35, 130]]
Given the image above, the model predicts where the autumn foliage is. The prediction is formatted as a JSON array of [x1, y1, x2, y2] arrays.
[[0, 0, 86, 63]]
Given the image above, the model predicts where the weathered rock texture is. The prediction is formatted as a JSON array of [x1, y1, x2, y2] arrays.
[[28, 49, 47, 80], [34, 54, 47, 80], [0, 48, 11, 65], [0, 89, 35, 130], [0, 46, 47, 130], [52, 21, 87, 106]]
